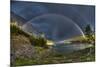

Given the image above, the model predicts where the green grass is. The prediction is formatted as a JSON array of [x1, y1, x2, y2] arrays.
[[66, 35, 95, 44], [11, 24, 30, 37], [13, 46, 95, 66], [11, 24, 47, 47], [15, 58, 38, 66]]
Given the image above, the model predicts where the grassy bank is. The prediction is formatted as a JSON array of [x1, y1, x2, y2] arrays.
[[11, 23, 95, 66], [11, 24, 47, 47], [14, 45, 95, 66]]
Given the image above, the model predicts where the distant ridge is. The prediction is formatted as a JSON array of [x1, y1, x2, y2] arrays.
[[11, 11, 27, 26]]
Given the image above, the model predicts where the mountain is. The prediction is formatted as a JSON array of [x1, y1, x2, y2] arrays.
[[11, 11, 27, 26]]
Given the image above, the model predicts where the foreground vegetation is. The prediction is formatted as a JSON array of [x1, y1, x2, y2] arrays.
[[14, 45, 95, 66], [11, 23, 95, 66], [11, 23, 48, 66], [67, 24, 95, 44], [11, 24, 47, 48]]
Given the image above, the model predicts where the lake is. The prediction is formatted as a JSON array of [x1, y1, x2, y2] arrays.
[[51, 43, 93, 54]]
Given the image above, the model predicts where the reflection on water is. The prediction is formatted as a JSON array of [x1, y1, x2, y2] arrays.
[[52, 43, 93, 54]]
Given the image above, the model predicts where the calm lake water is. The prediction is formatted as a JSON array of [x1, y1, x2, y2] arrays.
[[51, 43, 93, 54]]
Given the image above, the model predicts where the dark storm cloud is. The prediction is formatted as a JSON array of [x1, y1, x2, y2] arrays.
[[11, 1, 95, 30], [11, 1, 95, 41]]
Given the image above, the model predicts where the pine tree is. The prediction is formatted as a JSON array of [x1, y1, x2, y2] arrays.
[[85, 24, 93, 42]]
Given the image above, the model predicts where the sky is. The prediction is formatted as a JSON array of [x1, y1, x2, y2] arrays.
[[11, 1, 95, 29], [11, 1, 95, 41]]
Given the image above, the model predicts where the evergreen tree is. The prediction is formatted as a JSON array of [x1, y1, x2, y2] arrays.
[[85, 24, 92, 36], [85, 24, 93, 42]]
